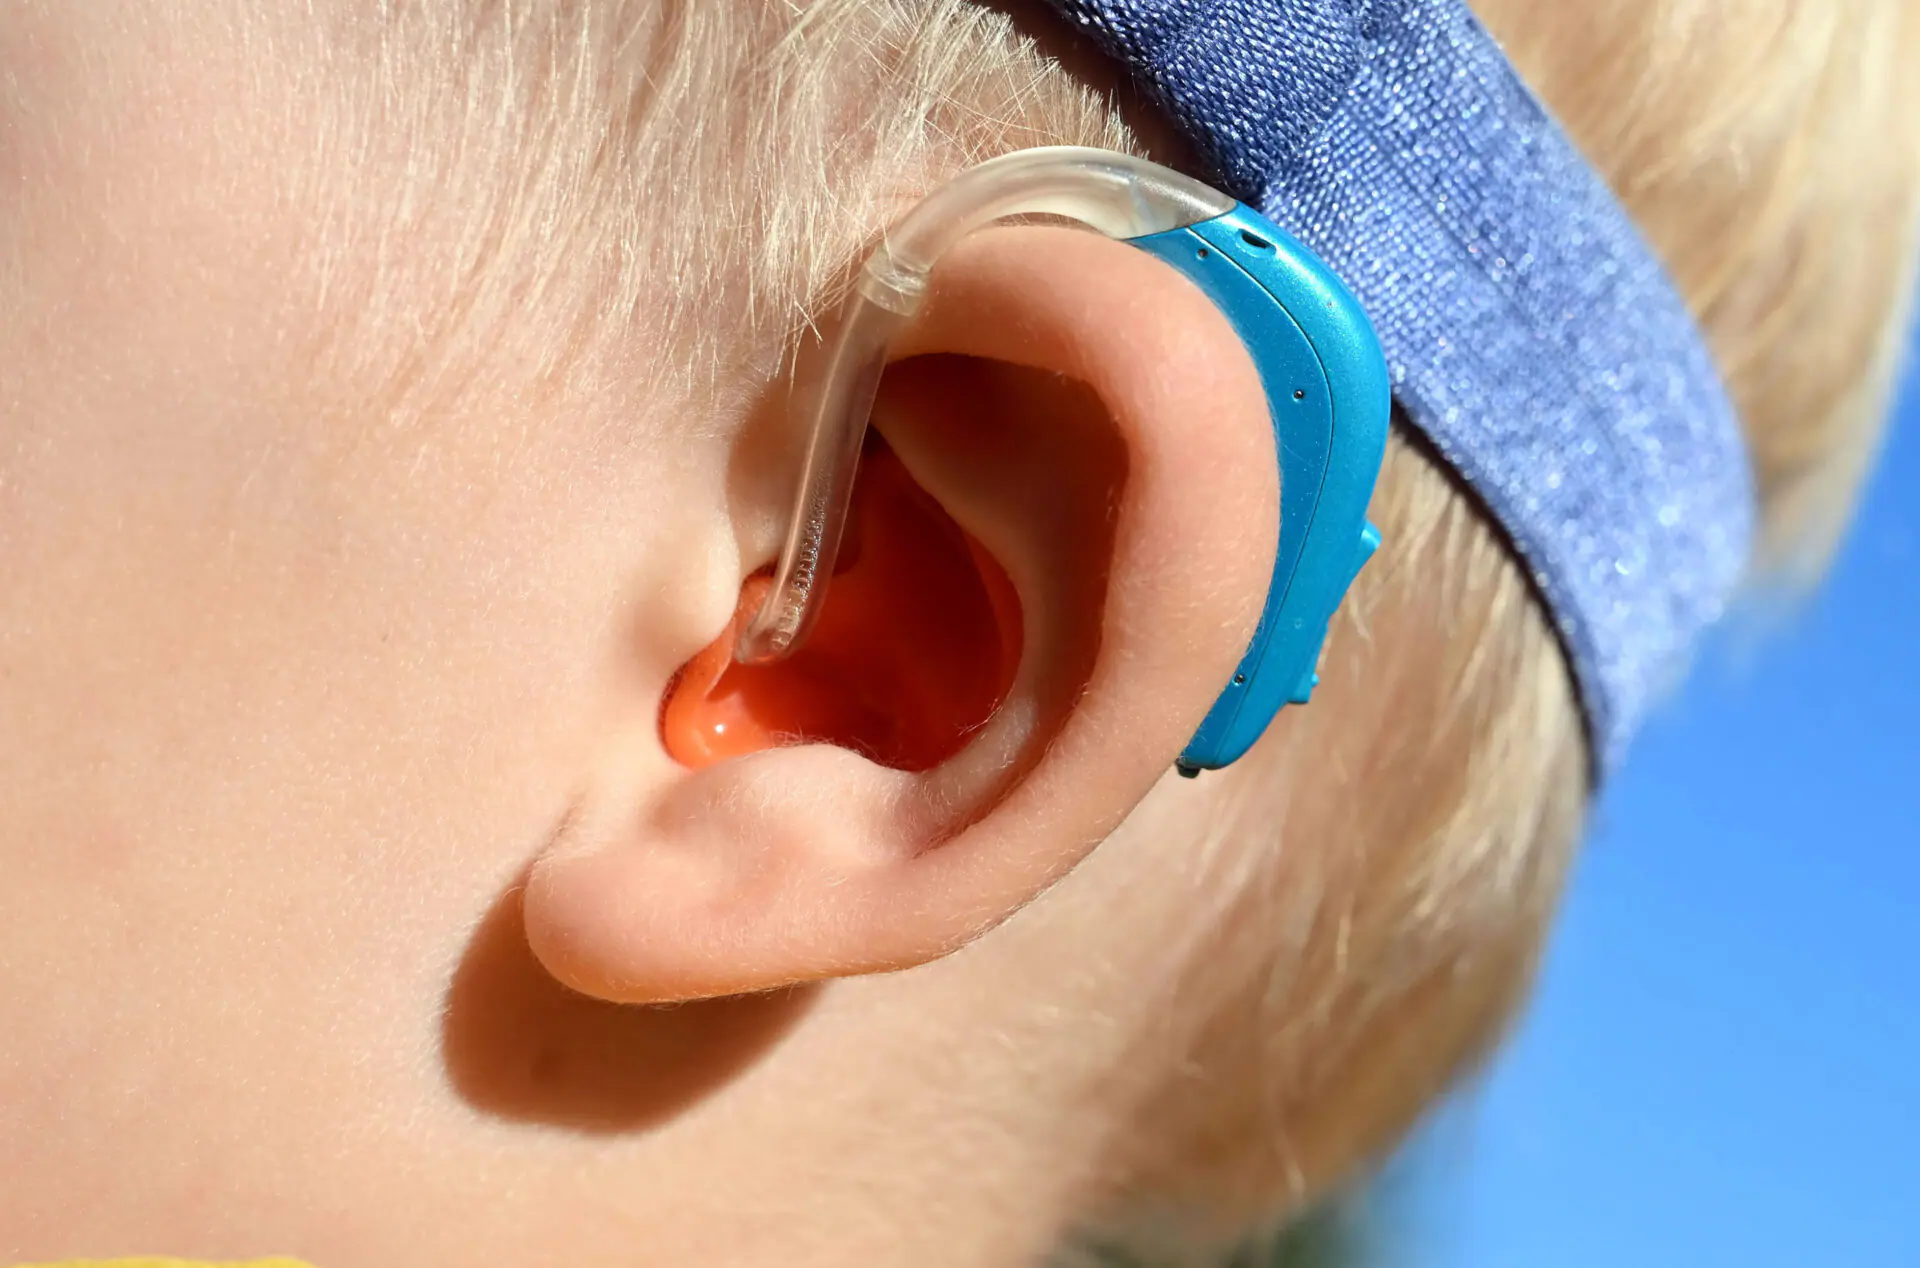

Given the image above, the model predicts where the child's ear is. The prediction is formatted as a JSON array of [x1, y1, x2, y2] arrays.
[[523, 225, 1278, 1003]]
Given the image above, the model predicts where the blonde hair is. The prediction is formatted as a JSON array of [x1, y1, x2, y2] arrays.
[[326, 0, 1920, 1258], [1079, 1, 1920, 1255], [1083, 1, 1920, 1254]]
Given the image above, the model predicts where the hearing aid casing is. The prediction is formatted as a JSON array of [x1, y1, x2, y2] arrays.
[[737, 148, 1389, 775], [1129, 208, 1389, 773]]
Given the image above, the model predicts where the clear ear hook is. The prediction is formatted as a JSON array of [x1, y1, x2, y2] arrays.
[[733, 146, 1235, 665]]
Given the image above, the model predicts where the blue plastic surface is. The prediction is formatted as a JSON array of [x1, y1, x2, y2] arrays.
[[1130, 206, 1390, 771]]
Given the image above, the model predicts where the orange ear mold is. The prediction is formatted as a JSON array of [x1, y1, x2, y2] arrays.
[[663, 443, 1021, 772]]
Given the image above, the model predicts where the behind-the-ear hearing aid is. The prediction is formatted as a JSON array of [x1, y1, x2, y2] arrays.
[[737, 146, 1391, 774]]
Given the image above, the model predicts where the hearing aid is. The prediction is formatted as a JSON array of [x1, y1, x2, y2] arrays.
[[737, 146, 1390, 774]]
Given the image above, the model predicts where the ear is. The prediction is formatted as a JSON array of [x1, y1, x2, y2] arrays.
[[523, 225, 1278, 1003]]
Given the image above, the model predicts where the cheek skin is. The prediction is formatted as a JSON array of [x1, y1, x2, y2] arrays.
[[0, 13, 742, 1253]]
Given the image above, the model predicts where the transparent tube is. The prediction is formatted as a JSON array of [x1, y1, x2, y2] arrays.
[[735, 147, 1234, 663]]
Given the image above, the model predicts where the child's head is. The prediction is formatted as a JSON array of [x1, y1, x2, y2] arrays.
[[3, 1, 1915, 1262]]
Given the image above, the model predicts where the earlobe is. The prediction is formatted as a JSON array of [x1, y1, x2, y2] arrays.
[[523, 226, 1279, 1005]]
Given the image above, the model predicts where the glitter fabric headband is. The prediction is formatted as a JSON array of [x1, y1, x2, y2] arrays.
[[1042, 0, 1757, 772]]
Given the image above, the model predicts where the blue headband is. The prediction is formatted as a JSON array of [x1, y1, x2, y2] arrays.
[[1040, 0, 1756, 772]]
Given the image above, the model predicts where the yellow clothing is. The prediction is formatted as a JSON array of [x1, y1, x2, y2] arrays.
[[15, 1261, 313, 1267]]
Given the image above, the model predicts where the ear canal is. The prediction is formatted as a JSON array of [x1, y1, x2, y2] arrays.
[[663, 437, 1022, 772]]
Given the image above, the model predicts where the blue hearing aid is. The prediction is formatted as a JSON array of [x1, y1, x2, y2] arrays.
[[736, 147, 1390, 775]]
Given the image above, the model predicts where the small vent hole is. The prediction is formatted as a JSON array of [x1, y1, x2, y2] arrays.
[[1293, 388, 1306, 400], [1240, 229, 1274, 251]]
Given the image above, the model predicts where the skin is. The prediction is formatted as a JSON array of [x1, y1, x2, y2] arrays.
[[0, 3, 1307, 1262], [5, 0, 1891, 1257]]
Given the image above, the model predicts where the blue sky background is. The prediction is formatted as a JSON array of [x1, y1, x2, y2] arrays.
[[1402, 337, 1920, 1268]]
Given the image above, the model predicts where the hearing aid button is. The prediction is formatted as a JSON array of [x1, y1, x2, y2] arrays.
[[1353, 521, 1382, 583], [1289, 656, 1323, 706]]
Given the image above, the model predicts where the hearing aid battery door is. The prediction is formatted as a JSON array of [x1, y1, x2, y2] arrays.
[[1127, 206, 1391, 773]]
